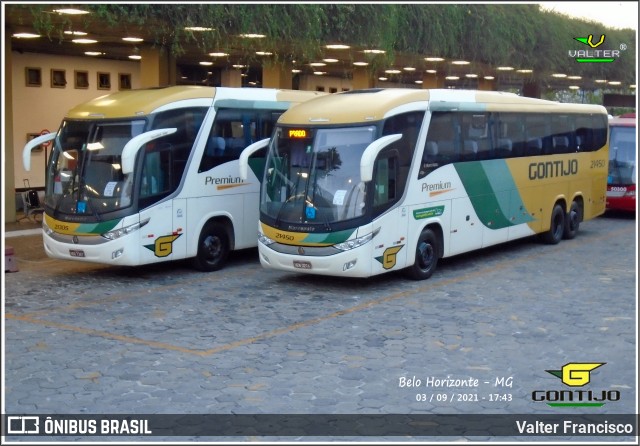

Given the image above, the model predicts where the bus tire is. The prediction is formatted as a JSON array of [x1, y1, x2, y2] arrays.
[[192, 222, 230, 272], [541, 204, 565, 245], [405, 228, 439, 280], [563, 200, 581, 240]]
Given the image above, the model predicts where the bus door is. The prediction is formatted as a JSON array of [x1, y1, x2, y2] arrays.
[[138, 144, 182, 262]]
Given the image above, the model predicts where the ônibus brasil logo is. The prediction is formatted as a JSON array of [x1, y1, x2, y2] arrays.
[[532, 362, 621, 407], [569, 34, 623, 63]]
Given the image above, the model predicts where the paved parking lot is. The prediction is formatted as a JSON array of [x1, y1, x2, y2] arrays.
[[2, 211, 637, 442]]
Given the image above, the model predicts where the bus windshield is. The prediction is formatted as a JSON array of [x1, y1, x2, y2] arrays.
[[260, 126, 376, 227], [608, 125, 636, 185], [45, 118, 145, 216]]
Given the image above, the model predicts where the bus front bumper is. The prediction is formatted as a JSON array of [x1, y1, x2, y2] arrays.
[[43, 231, 140, 265]]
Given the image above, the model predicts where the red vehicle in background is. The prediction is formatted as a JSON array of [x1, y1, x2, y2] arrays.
[[607, 114, 636, 212]]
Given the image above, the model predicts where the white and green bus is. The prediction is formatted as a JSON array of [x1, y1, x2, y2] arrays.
[[22, 86, 325, 270], [239, 88, 609, 279]]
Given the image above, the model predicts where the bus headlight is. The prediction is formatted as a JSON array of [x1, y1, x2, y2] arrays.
[[42, 219, 54, 236], [334, 231, 374, 251], [258, 232, 276, 246], [102, 222, 141, 240]]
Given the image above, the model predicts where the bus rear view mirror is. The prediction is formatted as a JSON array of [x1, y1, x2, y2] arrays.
[[23, 132, 57, 171], [360, 134, 402, 182], [239, 138, 270, 181], [121, 128, 177, 175]]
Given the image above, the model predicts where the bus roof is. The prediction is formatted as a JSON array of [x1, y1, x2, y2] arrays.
[[609, 116, 636, 127], [277, 88, 607, 125], [65, 86, 325, 119]]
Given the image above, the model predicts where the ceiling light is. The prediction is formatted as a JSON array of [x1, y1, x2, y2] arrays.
[[72, 38, 98, 44], [569, 86, 580, 90], [314, 71, 326, 75], [552, 73, 567, 78], [595, 79, 607, 83], [353, 62, 369, 66], [325, 44, 350, 49], [403, 67, 416, 71], [12, 32, 40, 38], [256, 51, 273, 56], [497, 66, 514, 71], [446, 76, 460, 80], [567, 75, 582, 80], [378, 77, 388, 81], [291, 69, 302, 73], [630, 85, 636, 89], [123, 37, 143, 42], [209, 52, 229, 57], [608, 81, 621, 85], [310, 62, 326, 67], [64, 30, 87, 36], [233, 64, 246, 69], [452, 60, 470, 65], [385, 69, 401, 74], [364, 49, 385, 54], [426, 69, 437, 74], [199, 61, 213, 66], [53, 8, 89, 15], [322, 58, 338, 63], [128, 55, 142, 60], [517, 69, 533, 73], [84, 51, 104, 56], [415, 80, 423, 84], [484, 76, 495, 80], [240, 33, 265, 38], [185, 26, 214, 32], [466, 73, 478, 78], [424, 57, 444, 62]]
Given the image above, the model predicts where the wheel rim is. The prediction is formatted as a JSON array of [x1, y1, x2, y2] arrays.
[[203, 235, 222, 263], [417, 241, 435, 271]]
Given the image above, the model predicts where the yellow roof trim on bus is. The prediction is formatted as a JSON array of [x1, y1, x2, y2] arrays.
[[278, 88, 607, 125], [66, 86, 217, 119], [65, 86, 329, 120]]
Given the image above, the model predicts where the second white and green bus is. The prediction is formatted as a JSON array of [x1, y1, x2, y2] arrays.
[[239, 88, 609, 279], [23, 86, 325, 270]]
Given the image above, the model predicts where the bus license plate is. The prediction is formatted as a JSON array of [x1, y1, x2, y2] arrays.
[[69, 249, 85, 258], [293, 260, 312, 269]]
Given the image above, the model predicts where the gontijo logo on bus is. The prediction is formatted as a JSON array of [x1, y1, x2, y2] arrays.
[[569, 34, 624, 63]]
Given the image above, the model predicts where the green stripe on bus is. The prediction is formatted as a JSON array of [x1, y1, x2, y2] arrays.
[[77, 219, 120, 234], [303, 229, 355, 244]]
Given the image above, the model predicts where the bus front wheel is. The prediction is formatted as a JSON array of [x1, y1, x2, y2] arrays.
[[541, 204, 565, 245], [192, 222, 230, 272], [405, 228, 439, 280]]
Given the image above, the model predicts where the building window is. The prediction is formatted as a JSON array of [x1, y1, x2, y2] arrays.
[[74, 70, 89, 89], [51, 69, 66, 88], [119, 73, 132, 90], [98, 72, 111, 90], [25, 67, 42, 87]]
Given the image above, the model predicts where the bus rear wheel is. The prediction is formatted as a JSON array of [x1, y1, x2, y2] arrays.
[[192, 222, 230, 272], [405, 228, 439, 280], [563, 200, 581, 240], [541, 204, 565, 245]]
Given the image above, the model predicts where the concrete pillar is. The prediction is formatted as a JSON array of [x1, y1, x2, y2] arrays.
[[478, 77, 496, 91], [220, 69, 242, 87], [422, 73, 445, 89], [522, 81, 541, 98], [140, 45, 175, 88], [262, 62, 293, 89], [352, 67, 375, 90], [4, 30, 16, 222]]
